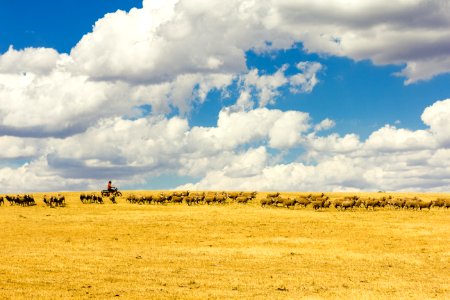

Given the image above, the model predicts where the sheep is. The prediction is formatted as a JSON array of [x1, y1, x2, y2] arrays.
[[323, 199, 332, 209], [282, 198, 298, 209], [55, 194, 65, 207], [236, 196, 252, 204], [311, 199, 325, 210], [5, 196, 14, 205], [364, 198, 384, 210], [431, 198, 450, 209], [260, 197, 274, 207], [335, 199, 355, 210], [404, 199, 419, 210], [152, 194, 166, 205], [417, 200, 432, 210], [184, 196, 196, 206], [241, 191, 257, 199], [189, 192, 205, 203], [309, 193, 327, 202], [388, 198, 406, 209], [266, 192, 280, 198], [171, 196, 183, 204], [296, 197, 311, 208], [214, 192, 227, 204], [341, 199, 356, 210], [227, 192, 241, 201], [272, 196, 285, 207], [203, 194, 216, 205], [80, 193, 87, 203], [311, 198, 332, 210], [172, 191, 189, 197]]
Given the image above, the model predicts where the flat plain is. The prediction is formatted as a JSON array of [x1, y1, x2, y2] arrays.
[[0, 191, 449, 299]]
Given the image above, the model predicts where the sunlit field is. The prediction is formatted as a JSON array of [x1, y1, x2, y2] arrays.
[[0, 191, 449, 299]]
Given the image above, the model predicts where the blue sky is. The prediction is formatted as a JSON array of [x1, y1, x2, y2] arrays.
[[1, 0, 450, 192]]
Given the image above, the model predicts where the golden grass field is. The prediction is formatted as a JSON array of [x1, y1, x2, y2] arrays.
[[0, 191, 449, 299]]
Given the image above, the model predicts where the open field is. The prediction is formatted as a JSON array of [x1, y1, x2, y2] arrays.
[[0, 191, 449, 299]]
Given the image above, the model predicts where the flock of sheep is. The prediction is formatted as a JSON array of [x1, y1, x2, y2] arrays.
[[124, 191, 257, 205], [261, 193, 450, 210], [1, 191, 449, 210], [0, 195, 36, 206], [42, 194, 66, 207], [119, 191, 450, 210], [79, 193, 117, 204]]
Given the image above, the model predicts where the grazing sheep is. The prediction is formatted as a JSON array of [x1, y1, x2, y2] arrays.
[[153, 194, 166, 205], [311, 198, 331, 210], [56, 194, 65, 207], [189, 192, 205, 203], [236, 196, 251, 204], [172, 191, 189, 197], [283, 198, 298, 209], [431, 198, 450, 209], [214, 192, 227, 204], [354, 198, 364, 208], [335, 199, 355, 210], [296, 197, 311, 208], [5, 196, 14, 205], [171, 196, 183, 204], [241, 191, 257, 199], [341, 199, 356, 210], [126, 194, 136, 203], [260, 197, 274, 207], [266, 192, 280, 198], [80, 193, 87, 203], [417, 200, 432, 210], [184, 196, 196, 206], [388, 198, 406, 209], [323, 199, 332, 209], [404, 199, 419, 210], [43, 195, 51, 206], [311, 199, 325, 210], [309, 193, 327, 202], [203, 194, 216, 205], [227, 192, 241, 201], [364, 198, 384, 210], [272, 196, 285, 207]]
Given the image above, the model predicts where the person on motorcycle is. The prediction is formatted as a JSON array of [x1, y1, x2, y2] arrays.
[[107, 180, 114, 191]]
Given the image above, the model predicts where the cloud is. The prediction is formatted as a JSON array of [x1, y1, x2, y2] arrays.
[[178, 99, 450, 192], [68, 0, 249, 84], [239, 66, 289, 107], [273, 0, 450, 83], [0, 70, 133, 137], [236, 62, 323, 108], [421, 99, 450, 146], [2, 0, 445, 135], [0, 106, 312, 192], [364, 125, 435, 152], [0, 136, 40, 159], [0, 46, 61, 75], [2, 98, 450, 193], [289, 61, 322, 93], [65, 0, 450, 86], [314, 118, 335, 132]]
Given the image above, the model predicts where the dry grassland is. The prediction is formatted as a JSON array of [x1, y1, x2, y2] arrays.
[[0, 191, 449, 299]]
